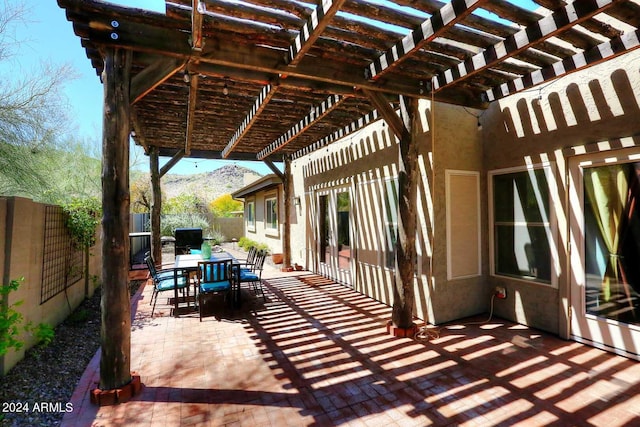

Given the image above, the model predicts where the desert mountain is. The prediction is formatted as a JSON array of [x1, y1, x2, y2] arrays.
[[162, 164, 261, 204]]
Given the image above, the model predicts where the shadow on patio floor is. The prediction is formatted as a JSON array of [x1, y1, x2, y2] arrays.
[[63, 271, 640, 427]]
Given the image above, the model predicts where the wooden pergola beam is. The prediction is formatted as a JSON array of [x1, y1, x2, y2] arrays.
[[130, 108, 148, 154], [486, 28, 640, 102], [129, 57, 184, 104], [257, 94, 347, 160], [291, 109, 381, 160], [184, 73, 199, 156], [367, 0, 487, 81], [159, 149, 184, 177], [287, 0, 347, 67], [191, 62, 356, 96], [362, 89, 405, 138], [434, 0, 619, 93], [264, 159, 284, 180], [68, 13, 432, 100], [222, 84, 278, 158], [191, 0, 204, 50]]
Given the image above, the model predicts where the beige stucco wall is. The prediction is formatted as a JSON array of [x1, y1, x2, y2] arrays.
[[482, 49, 640, 336], [1, 197, 102, 375], [242, 187, 284, 255], [292, 99, 485, 325], [289, 49, 640, 336]]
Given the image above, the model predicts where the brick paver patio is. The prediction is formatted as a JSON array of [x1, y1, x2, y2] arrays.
[[63, 262, 640, 426]]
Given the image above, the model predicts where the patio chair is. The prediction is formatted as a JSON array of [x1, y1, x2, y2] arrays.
[[197, 259, 234, 321], [237, 246, 257, 270], [238, 250, 266, 300], [145, 255, 189, 316], [144, 252, 174, 281]]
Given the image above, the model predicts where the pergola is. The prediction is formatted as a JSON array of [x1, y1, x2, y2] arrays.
[[58, 0, 640, 396]]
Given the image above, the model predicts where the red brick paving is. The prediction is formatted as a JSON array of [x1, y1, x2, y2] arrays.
[[62, 267, 640, 427]]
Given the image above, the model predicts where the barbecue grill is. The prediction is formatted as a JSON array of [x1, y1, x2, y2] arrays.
[[174, 228, 203, 256]]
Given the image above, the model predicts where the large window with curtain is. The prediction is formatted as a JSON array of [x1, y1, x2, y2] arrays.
[[584, 162, 640, 326], [491, 167, 551, 283]]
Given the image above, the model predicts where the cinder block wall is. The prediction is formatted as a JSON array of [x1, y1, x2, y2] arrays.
[[0, 197, 102, 375], [211, 217, 244, 242]]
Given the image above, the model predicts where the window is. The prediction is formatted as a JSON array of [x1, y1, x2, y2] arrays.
[[246, 200, 255, 232], [336, 191, 351, 270], [319, 195, 329, 263], [492, 167, 551, 283], [265, 195, 278, 231]]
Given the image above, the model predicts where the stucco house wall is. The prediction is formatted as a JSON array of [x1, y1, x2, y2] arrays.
[[481, 49, 640, 337], [290, 49, 640, 340], [292, 99, 485, 325], [239, 185, 284, 256]]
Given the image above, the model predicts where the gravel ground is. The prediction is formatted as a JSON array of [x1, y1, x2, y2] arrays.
[[0, 281, 143, 427]]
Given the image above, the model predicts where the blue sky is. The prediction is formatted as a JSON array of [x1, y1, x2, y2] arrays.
[[7, 0, 274, 175]]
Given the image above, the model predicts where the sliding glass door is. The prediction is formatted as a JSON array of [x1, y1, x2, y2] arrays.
[[570, 155, 640, 360], [317, 187, 352, 285]]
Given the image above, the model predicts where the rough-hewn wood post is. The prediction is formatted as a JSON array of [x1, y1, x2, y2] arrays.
[[100, 47, 132, 390], [363, 90, 419, 330], [392, 95, 419, 329], [150, 146, 162, 265], [283, 155, 292, 269]]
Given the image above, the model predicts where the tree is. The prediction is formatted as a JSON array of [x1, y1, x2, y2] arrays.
[[38, 137, 102, 203], [163, 193, 206, 215], [209, 193, 243, 217], [130, 174, 153, 213], [0, 1, 72, 199]]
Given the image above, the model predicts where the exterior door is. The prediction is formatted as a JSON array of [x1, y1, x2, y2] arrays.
[[317, 188, 352, 285], [569, 153, 640, 360]]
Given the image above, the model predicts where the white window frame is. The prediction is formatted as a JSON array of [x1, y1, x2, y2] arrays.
[[246, 198, 256, 233], [264, 192, 279, 237], [488, 163, 558, 287]]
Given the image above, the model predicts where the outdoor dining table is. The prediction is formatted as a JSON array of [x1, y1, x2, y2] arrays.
[[173, 252, 240, 316]]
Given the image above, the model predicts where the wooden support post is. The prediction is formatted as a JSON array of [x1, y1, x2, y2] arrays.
[[100, 47, 132, 391], [150, 146, 162, 265], [392, 95, 419, 329], [364, 90, 419, 331], [283, 155, 292, 269]]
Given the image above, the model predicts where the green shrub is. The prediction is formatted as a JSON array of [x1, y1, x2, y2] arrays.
[[32, 323, 54, 347], [0, 278, 26, 356], [160, 213, 209, 237], [205, 229, 226, 246], [61, 197, 101, 249], [238, 236, 251, 250], [237, 237, 269, 254]]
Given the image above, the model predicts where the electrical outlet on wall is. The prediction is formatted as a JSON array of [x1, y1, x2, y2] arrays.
[[495, 286, 507, 299]]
